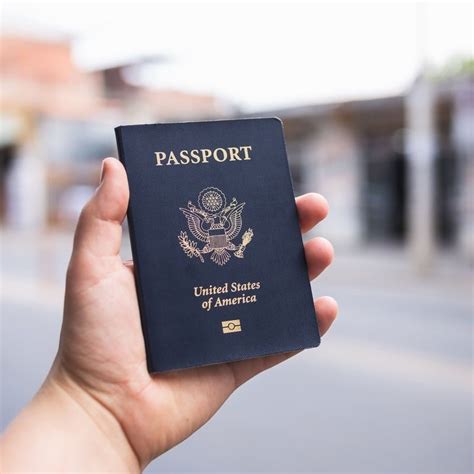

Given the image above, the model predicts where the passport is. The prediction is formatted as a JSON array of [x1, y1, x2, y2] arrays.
[[115, 118, 320, 372]]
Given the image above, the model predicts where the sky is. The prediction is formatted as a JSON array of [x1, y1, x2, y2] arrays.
[[2, 1, 473, 111]]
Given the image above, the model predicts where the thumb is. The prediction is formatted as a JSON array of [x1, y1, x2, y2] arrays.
[[72, 157, 129, 260]]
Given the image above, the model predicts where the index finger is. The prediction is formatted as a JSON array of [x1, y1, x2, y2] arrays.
[[296, 193, 329, 234]]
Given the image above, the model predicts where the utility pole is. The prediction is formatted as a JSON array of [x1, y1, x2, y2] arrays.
[[405, 76, 436, 274]]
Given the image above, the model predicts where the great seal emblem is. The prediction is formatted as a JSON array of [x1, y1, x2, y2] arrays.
[[178, 187, 253, 266]]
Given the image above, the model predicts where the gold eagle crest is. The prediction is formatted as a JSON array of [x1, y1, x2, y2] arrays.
[[178, 187, 253, 266]]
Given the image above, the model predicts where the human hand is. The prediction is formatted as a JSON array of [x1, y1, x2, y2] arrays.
[[1, 158, 337, 472]]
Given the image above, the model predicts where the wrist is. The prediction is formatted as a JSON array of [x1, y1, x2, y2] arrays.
[[1, 364, 141, 473]]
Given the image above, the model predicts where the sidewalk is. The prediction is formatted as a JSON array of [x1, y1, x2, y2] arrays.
[[1, 228, 472, 472]]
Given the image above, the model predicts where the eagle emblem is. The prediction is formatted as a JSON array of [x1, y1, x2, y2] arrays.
[[178, 187, 253, 266]]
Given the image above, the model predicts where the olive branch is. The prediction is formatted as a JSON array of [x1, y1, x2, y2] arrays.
[[178, 231, 204, 262]]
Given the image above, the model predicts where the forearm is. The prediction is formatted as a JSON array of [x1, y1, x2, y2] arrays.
[[1, 370, 140, 473]]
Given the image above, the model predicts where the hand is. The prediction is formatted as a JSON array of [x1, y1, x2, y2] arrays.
[[1, 158, 337, 472]]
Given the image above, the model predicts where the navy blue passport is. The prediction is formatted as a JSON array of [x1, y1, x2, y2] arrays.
[[115, 118, 320, 372]]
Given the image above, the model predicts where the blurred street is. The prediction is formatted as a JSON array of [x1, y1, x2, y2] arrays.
[[1, 229, 472, 473]]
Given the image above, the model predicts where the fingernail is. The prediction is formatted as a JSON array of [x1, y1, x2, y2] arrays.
[[99, 159, 106, 183]]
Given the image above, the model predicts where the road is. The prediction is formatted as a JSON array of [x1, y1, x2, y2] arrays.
[[1, 230, 472, 473]]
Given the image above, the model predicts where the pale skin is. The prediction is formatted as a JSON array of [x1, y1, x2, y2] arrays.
[[1, 157, 338, 472]]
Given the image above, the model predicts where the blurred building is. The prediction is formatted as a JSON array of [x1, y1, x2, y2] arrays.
[[266, 75, 473, 264], [1, 34, 472, 266], [0, 35, 232, 227]]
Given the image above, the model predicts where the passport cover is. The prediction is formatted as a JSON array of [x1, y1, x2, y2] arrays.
[[115, 118, 320, 372]]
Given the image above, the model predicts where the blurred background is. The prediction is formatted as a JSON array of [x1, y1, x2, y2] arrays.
[[1, 1, 472, 472]]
